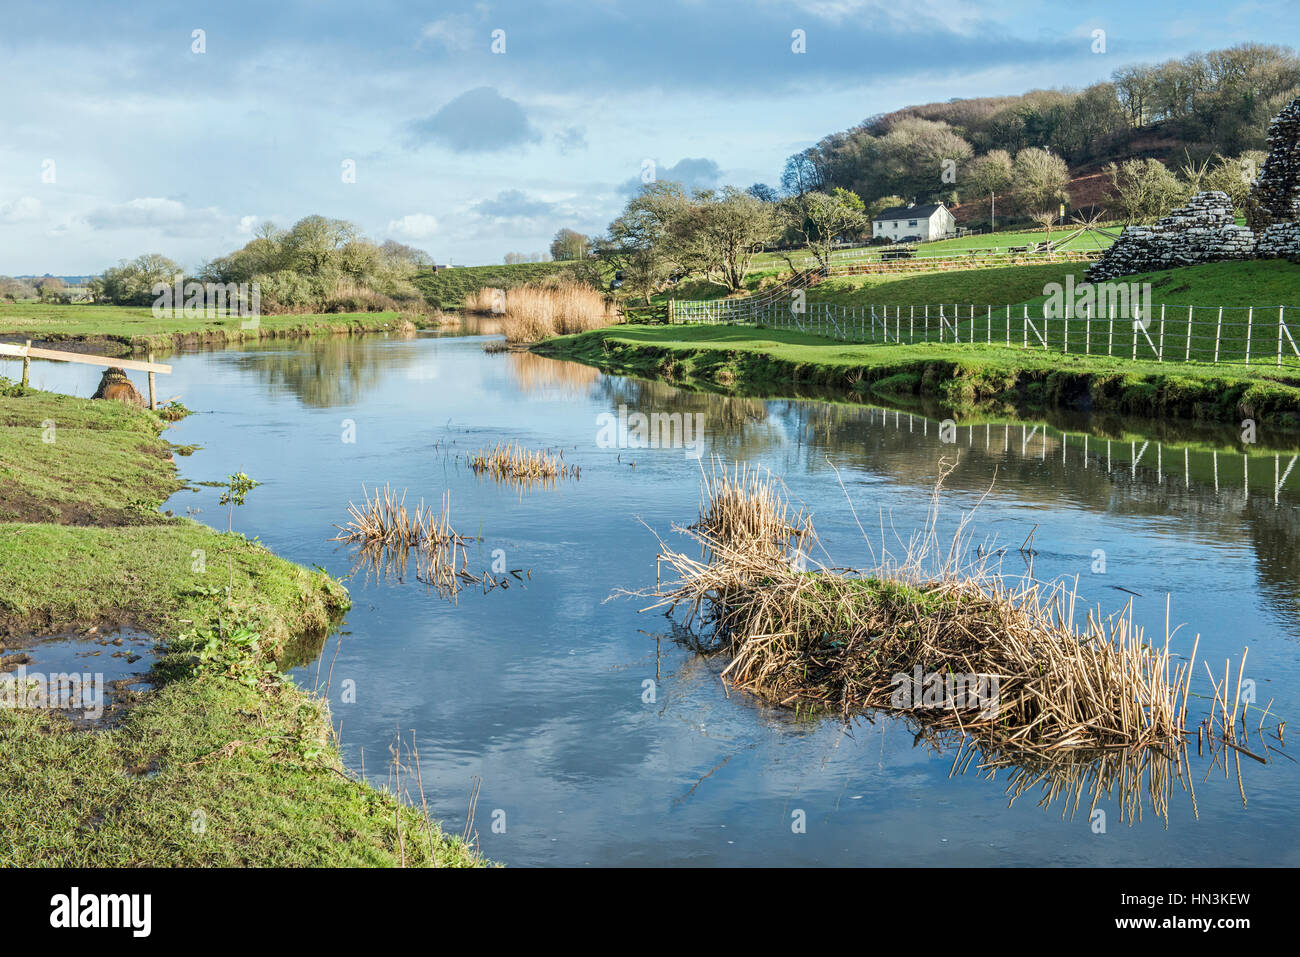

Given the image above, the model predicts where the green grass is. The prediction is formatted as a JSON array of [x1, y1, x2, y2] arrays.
[[802, 262, 1087, 308], [0, 383, 484, 867], [748, 228, 1115, 272], [0, 302, 437, 354], [412, 260, 589, 309], [535, 323, 1300, 427]]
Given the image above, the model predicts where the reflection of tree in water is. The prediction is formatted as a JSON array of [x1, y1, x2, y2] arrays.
[[228, 336, 418, 408], [505, 351, 600, 397]]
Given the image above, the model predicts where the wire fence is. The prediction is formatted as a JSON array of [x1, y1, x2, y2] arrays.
[[668, 297, 1300, 369]]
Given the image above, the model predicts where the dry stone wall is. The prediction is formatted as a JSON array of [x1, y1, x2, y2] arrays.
[[1086, 192, 1256, 281]]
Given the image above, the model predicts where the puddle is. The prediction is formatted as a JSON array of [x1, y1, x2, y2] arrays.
[[0, 629, 156, 728]]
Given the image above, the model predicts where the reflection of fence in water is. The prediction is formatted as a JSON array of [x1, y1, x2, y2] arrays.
[[846, 406, 1298, 506]]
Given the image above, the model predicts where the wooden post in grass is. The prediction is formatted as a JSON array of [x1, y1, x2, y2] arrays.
[[147, 352, 157, 410], [1158, 304, 1166, 363], [987, 304, 992, 344], [1186, 305, 1193, 362], [1006, 305, 1010, 346], [21, 340, 30, 387], [1085, 302, 1091, 355], [1246, 307, 1253, 366], [1108, 313, 1114, 356], [1279, 306, 1285, 368], [1215, 307, 1223, 364]]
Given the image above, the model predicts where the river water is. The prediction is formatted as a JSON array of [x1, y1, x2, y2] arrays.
[[24, 324, 1300, 866]]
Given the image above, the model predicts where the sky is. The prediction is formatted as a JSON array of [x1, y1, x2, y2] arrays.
[[1, 0, 1297, 273]]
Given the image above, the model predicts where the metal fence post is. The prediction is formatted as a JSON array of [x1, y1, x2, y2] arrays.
[[1215, 307, 1223, 364], [1185, 305, 1193, 362]]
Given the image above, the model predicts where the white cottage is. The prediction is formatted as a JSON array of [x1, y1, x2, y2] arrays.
[[872, 203, 956, 243]]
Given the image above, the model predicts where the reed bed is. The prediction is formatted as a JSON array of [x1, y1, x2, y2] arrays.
[[332, 485, 484, 598], [465, 287, 505, 314], [468, 441, 579, 487], [501, 281, 617, 343], [639, 466, 1221, 756]]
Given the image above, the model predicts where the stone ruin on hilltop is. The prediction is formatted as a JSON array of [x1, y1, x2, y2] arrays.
[[1248, 96, 1300, 230], [1085, 192, 1256, 281], [1085, 94, 1300, 281]]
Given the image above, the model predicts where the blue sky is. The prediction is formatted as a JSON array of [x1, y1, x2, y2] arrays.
[[1, 0, 1296, 273]]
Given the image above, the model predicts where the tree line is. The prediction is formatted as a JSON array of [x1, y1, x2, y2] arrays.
[[84, 216, 433, 312]]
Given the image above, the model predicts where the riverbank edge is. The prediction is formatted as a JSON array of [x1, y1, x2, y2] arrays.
[[0, 383, 483, 867], [0, 310, 448, 357], [533, 325, 1300, 428]]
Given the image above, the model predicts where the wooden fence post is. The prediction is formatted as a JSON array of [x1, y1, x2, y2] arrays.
[[147, 352, 157, 410], [1215, 307, 1223, 364], [1279, 306, 1285, 368], [1185, 305, 1193, 362], [1246, 306, 1253, 366], [21, 340, 30, 388]]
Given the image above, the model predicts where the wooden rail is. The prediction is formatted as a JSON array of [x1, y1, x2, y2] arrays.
[[0, 341, 172, 409]]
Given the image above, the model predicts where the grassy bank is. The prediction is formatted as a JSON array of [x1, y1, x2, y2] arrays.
[[0, 382, 481, 866], [534, 323, 1300, 427], [0, 302, 441, 356]]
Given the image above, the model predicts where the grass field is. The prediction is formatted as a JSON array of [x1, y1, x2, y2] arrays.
[[0, 382, 482, 866], [748, 227, 1117, 272], [0, 302, 434, 354]]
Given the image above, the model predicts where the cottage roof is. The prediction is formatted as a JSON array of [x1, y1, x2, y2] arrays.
[[873, 203, 945, 222]]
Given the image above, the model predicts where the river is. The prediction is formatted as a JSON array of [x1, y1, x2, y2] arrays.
[[25, 323, 1300, 866]]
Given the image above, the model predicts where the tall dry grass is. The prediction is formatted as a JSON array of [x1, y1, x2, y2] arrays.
[[465, 287, 505, 314], [638, 460, 1220, 756], [501, 281, 617, 343]]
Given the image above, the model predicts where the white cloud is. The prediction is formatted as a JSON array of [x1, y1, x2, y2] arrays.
[[238, 215, 259, 234], [0, 196, 44, 223], [86, 197, 186, 229], [419, 14, 478, 52], [387, 213, 439, 239]]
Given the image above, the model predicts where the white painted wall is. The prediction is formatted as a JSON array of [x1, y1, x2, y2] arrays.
[[872, 206, 956, 242]]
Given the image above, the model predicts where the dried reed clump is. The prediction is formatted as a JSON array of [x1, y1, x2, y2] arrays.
[[332, 485, 482, 598], [695, 457, 812, 564], [502, 281, 617, 343], [465, 287, 505, 314], [468, 441, 579, 486], [640, 467, 1205, 755]]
